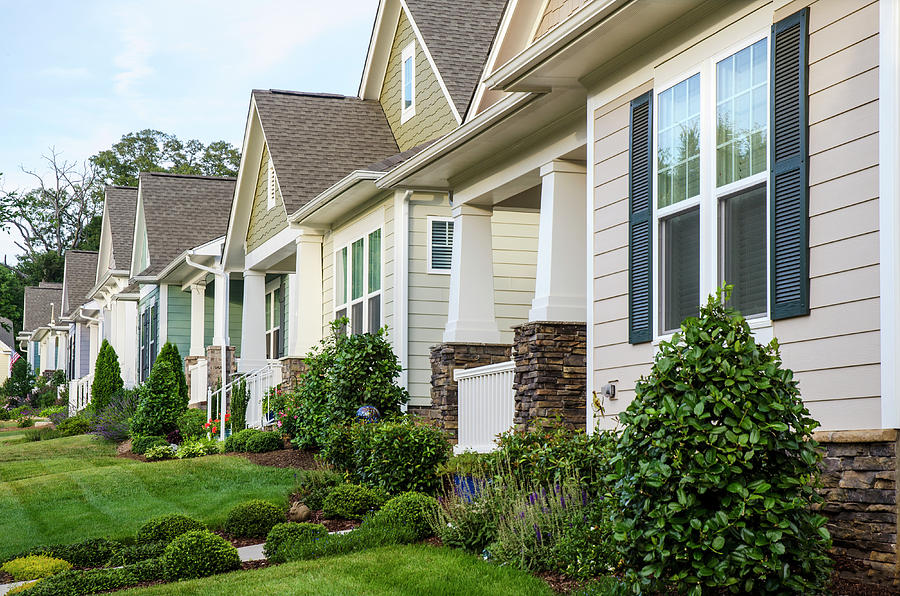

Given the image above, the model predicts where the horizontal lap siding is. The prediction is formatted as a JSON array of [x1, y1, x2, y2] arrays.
[[166, 287, 191, 361], [321, 234, 334, 339], [492, 210, 540, 344]]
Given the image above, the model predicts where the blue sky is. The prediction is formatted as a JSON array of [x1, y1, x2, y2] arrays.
[[0, 0, 377, 263]]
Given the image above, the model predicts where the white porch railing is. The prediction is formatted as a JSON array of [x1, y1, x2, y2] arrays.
[[69, 373, 93, 415], [206, 360, 283, 439], [188, 358, 208, 406], [454, 360, 516, 453]]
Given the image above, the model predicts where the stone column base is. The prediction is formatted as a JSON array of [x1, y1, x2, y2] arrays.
[[815, 428, 899, 588], [279, 357, 306, 391], [184, 355, 202, 397], [429, 342, 513, 443], [205, 345, 235, 391], [512, 321, 586, 431]]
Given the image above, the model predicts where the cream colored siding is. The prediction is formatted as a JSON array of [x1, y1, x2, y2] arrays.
[[321, 234, 334, 338], [384, 199, 396, 337], [590, 0, 881, 432], [492, 210, 540, 343], [533, 0, 591, 41], [246, 145, 288, 253]]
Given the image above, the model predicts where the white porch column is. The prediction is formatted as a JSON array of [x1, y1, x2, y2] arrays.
[[291, 232, 324, 357], [443, 204, 501, 343], [189, 282, 207, 357], [529, 160, 587, 322], [240, 270, 267, 370], [213, 273, 230, 346]]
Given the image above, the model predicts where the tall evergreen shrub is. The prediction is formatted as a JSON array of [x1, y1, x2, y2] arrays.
[[131, 360, 185, 436], [91, 340, 123, 411], [155, 342, 188, 410], [610, 288, 831, 594]]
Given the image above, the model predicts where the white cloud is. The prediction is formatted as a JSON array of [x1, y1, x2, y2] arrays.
[[111, 11, 155, 96]]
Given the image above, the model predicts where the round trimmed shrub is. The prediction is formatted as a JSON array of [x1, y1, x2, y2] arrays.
[[224, 428, 262, 452], [610, 288, 832, 595], [263, 522, 328, 562], [322, 483, 385, 520], [55, 416, 90, 437], [137, 514, 205, 544], [1, 555, 71, 580], [375, 491, 439, 540], [131, 435, 167, 455], [224, 500, 284, 538], [161, 530, 240, 580], [245, 431, 282, 453]]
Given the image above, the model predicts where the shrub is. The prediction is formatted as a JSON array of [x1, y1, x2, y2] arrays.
[[1, 555, 72, 580], [162, 530, 240, 580], [278, 514, 417, 562], [39, 405, 66, 418], [322, 484, 385, 520], [165, 428, 182, 444], [4, 358, 34, 402], [145, 444, 175, 463], [12, 538, 120, 568], [354, 418, 451, 494], [230, 379, 249, 432], [176, 408, 207, 440], [21, 558, 164, 596], [23, 427, 61, 441], [375, 491, 439, 540], [264, 522, 328, 562], [106, 541, 168, 567], [320, 423, 357, 474], [16, 416, 34, 428], [131, 359, 185, 436], [91, 340, 124, 412], [131, 434, 167, 455], [610, 288, 832, 595], [224, 500, 284, 538], [294, 470, 344, 511], [175, 439, 206, 459], [89, 388, 140, 442], [155, 342, 188, 410], [199, 437, 222, 455], [137, 514, 205, 544], [245, 430, 282, 453], [224, 427, 262, 452], [56, 415, 91, 436]]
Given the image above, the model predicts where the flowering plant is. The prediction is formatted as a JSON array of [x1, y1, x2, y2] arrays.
[[203, 412, 230, 438]]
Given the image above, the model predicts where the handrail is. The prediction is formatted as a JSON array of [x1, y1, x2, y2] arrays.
[[206, 361, 283, 438], [454, 360, 515, 381]]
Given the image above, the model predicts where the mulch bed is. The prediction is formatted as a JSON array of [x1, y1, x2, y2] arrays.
[[241, 560, 270, 571], [307, 510, 361, 533], [213, 530, 265, 549], [0, 571, 13, 583], [227, 448, 320, 469]]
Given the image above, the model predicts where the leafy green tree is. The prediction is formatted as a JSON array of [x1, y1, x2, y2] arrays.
[[155, 342, 188, 411], [0, 264, 24, 339], [132, 359, 184, 436], [610, 287, 831, 594], [3, 358, 34, 403], [74, 214, 102, 251], [91, 340, 124, 411], [16, 251, 65, 285]]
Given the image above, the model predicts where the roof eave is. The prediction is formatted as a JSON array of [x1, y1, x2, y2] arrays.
[[289, 171, 386, 227]]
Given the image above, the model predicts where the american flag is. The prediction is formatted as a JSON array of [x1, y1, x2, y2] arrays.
[[9, 351, 20, 373]]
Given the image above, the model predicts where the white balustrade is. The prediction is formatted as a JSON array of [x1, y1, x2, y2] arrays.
[[245, 361, 283, 429], [454, 360, 516, 453], [69, 373, 93, 415], [189, 358, 208, 406]]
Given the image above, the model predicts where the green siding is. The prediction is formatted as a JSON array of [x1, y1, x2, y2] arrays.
[[166, 286, 192, 359], [229, 279, 243, 358], [246, 145, 289, 253], [380, 10, 458, 151], [204, 281, 214, 348]]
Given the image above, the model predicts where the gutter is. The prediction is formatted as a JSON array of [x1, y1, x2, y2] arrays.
[[288, 170, 385, 224], [87, 269, 129, 300]]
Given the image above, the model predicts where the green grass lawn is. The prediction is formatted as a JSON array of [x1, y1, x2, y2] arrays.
[[116, 544, 554, 596], [0, 435, 297, 560]]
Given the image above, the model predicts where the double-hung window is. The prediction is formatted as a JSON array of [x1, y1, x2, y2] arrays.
[[654, 35, 769, 335], [334, 229, 382, 334], [140, 300, 158, 381], [265, 285, 281, 359], [400, 43, 415, 123]]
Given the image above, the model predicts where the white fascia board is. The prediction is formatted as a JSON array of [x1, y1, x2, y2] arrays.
[[289, 171, 385, 225], [244, 226, 302, 271], [359, 0, 397, 99], [223, 96, 264, 271]]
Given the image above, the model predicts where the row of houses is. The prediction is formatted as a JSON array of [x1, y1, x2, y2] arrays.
[[14, 0, 900, 582]]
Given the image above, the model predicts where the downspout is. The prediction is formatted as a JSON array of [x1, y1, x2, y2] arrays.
[[185, 254, 229, 442]]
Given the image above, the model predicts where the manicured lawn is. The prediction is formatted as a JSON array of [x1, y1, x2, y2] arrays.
[[0, 435, 297, 560], [0, 429, 29, 444], [116, 544, 554, 596]]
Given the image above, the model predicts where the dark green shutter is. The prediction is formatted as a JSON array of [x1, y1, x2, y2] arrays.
[[150, 300, 158, 370], [278, 276, 286, 359], [628, 91, 653, 344], [770, 8, 809, 320]]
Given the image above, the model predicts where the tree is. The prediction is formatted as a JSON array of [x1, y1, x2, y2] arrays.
[[92, 340, 124, 411], [16, 251, 64, 286], [0, 264, 24, 340], [3, 358, 34, 404], [74, 214, 103, 251], [132, 359, 185, 437], [155, 342, 188, 410]]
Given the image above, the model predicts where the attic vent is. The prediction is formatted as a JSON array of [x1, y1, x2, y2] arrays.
[[429, 218, 453, 273], [267, 156, 276, 210]]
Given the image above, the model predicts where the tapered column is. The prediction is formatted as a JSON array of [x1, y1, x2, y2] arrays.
[[189, 282, 206, 357], [529, 160, 587, 322], [443, 203, 500, 343], [291, 231, 324, 357], [240, 270, 267, 370]]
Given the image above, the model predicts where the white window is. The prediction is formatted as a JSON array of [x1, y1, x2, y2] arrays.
[[427, 217, 454, 274], [334, 228, 382, 335], [266, 156, 277, 210], [265, 284, 281, 359], [400, 42, 415, 123], [654, 34, 769, 335]]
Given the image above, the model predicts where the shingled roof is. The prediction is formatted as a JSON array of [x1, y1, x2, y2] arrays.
[[253, 90, 400, 214], [137, 172, 236, 277], [405, 0, 508, 118], [105, 186, 138, 272], [23, 283, 63, 332], [61, 250, 99, 317]]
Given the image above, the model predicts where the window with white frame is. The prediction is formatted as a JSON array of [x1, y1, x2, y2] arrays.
[[400, 42, 415, 123], [334, 228, 382, 335], [655, 35, 769, 334], [427, 217, 454, 274], [266, 156, 277, 210], [265, 285, 281, 359]]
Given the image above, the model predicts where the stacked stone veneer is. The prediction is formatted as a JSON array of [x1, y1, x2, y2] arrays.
[[205, 345, 235, 392], [816, 429, 899, 587], [184, 355, 202, 401], [512, 321, 586, 431], [279, 357, 306, 391], [429, 343, 513, 442]]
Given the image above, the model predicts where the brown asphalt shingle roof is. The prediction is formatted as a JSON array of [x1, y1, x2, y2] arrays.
[[137, 172, 236, 277], [23, 284, 63, 332], [253, 90, 400, 214], [105, 186, 138, 273], [405, 0, 508, 118], [61, 250, 99, 317]]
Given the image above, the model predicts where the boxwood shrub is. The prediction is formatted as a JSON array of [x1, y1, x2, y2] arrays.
[[23, 557, 164, 596], [245, 430, 282, 453], [264, 522, 328, 562], [224, 428, 262, 452], [136, 514, 205, 544], [5, 538, 119, 568], [294, 470, 344, 511], [1, 555, 71, 581], [224, 500, 284, 538], [374, 491, 439, 540], [162, 530, 240, 580], [322, 484, 385, 520]]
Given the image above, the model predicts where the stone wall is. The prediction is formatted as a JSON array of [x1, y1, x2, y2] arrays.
[[184, 355, 202, 397], [279, 357, 306, 391], [512, 321, 586, 431], [429, 342, 513, 442], [816, 429, 899, 587], [205, 345, 235, 391]]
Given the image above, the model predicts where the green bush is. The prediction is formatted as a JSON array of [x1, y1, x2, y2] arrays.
[[224, 500, 284, 538], [224, 428, 262, 452], [230, 379, 249, 432], [1, 555, 71, 580], [131, 359, 186, 437], [320, 423, 357, 474], [4, 358, 34, 402], [199, 437, 222, 455], [322, 483, 385, 520], [551, 501, 618, 580], [375, 491, 439, 540], [39, 405, 66, 418], [56, 416, 91, 437], [16, 416, 34, 428], [137, 514, 205, 544], [175, 439, 206, 459], [355, 418, 451, 494], [263, 522, 328, 562], [162, 530, 240, 580], [155, 342, 188, 411], [9, 538, 120, 568], [145, 445, 176, 460], [131, 435, 167, 455], [106, 541, 168, 567], [91, 340, 124, 412], [176, 408, 207, 440], [245, 430, 282, 453], [294, 470, 344, 511], [278, 514, 417, 562], [610, 288, 832, 595], [23, 427, 60, 441], [22, 558, 164, 596]]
